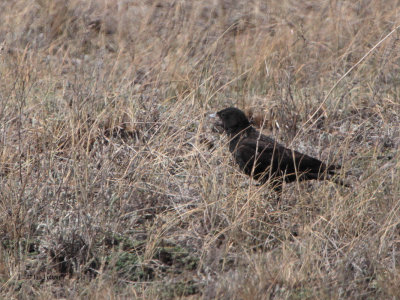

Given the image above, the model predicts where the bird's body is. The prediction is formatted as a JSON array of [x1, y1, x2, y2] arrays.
[[214, 107, 345, 193]]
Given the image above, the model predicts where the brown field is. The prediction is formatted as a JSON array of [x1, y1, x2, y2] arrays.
[[1, 0, 399, 299]]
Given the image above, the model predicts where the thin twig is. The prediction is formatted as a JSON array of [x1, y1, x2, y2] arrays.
[[293, 23, 400, 144]]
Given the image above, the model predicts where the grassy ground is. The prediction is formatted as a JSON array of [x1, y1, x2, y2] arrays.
[[0, 0, 399, 299]]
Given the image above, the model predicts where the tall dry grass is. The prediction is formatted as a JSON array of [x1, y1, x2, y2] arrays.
[[0, 0, 399, 298]]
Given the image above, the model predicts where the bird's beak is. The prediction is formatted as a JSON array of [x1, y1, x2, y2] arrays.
[[209, 112, 224, 132]]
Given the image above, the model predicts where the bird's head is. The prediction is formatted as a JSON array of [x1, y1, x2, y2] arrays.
[[210, 107, 251, 135]]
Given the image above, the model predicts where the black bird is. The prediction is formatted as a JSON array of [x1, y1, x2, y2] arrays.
[[212, 107, 346, 194]]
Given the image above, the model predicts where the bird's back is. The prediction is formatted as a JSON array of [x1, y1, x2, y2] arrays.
[[230, 127, 334, 184]]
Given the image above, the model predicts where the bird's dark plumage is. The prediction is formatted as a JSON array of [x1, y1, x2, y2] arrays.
[[214, 107, 346, 194]]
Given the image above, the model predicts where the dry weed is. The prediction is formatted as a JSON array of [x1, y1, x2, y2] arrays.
[[0, 0, 399, 299]]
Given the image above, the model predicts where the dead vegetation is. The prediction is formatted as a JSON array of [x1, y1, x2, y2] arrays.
[[0, 0, 399, 299]]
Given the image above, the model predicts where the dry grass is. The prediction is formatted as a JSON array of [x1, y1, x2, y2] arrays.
[[0, 0, 399, 299]]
